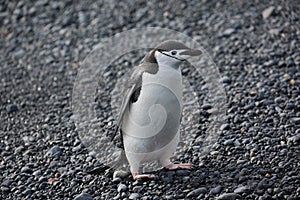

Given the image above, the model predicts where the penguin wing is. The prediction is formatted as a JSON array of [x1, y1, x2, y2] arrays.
[[111, 61, 158, 141], [111, 65, 143, 141]]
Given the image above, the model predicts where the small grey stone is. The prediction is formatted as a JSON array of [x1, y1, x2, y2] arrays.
[[287, 134, 300, 145], [14, 49, 25, 59], [262, 6, 275, 19], [202, 104, 213, 110], [224, 139, 234, 146], [187, 187, 207, 197], [6, 104, 18, 113], [1, 179, 13, 187], [217, 193, 241, 200], [220, 76, 231, 84], [112, 177, 121, 184], [72, 145, 82, 152], [117, 184, 128, 193], [113, 170, 129, 179], [290, 117, 300, 125], [21, 166, 33, 174], [22, 189, 34, 196], [33, 169, 42, 176], [275, 97, 283, 104], [236, 159, 247, 165], [234, 186, 250, 194], [129, 193, 140, 199], [220, 123, 230, 131], [223, 28, 235, 36], [74, 192, 93, 200], [210, 185, 222, 194], [15, 145, 25, 153], [46, 145, 62, 157], [132, 186, 143, 193], [1, 186, 9, 193], [269, 28, 280, 35]]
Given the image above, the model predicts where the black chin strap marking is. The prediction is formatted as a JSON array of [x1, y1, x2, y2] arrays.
[[158, 50, 184, 61]]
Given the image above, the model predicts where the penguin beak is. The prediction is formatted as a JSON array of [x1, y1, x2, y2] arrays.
[[180, 49, 202, 57]]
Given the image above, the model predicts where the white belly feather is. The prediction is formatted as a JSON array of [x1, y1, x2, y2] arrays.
[[122, 65, 183, 164]]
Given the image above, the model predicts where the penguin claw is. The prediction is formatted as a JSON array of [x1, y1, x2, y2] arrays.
[[132, 173, 156, 180], [164, 163, 193, 170]]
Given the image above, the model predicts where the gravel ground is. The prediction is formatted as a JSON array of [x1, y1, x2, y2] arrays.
[[1, 0, 299, 199]]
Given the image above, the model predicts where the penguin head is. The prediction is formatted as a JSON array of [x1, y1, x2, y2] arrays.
[[153, 40, 202, 66]]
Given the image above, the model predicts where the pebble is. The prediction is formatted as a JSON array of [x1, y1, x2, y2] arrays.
[[220, 123, 230, 131], [113, 170, 129, 179], [223, 28, 235, 36], [217, 193, 242, 200], [186, 187, 207, 197], [6, 104, 18, 113], [117, 184, 128, 193], [46, 145, 62, 157], [233, 186, 250, 194], [224, 139, 234, 146], [202, 103, 213, 110], [112, 177, 121, 184], [129, 193, 140, 199], [14, 49, 25, 59], [210, 185, 223, 195], [20, 166, 33, 174], [290, 117, 300, 125], [220, 76, 231, 84], [1, 179, 13, 187], [262, 6, 275, 19], [74, 192, 93, 200], [287, 134, 300, 145], [132, 186, 143, 193]]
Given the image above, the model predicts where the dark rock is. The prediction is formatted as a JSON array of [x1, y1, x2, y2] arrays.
[[217, 193, 242, 200], [6, 104, 18, 113], [14, 49, 25, 59], [46, 145, 62, 157], [224, 139, 234, 146], [129, 193, 140, 199], [202, 103, 213, 110], [20, 166, 33, 174], [234, 186, 250, 194], [117, 184, 128, 193], [223, 28, 235, 36], [287, 134, 300, 145], [220, 76, 231, 84], [290, 117, 300, 125], [187, 187, 207, 197], [112, 177, 121, 184], [210, 185, 223, 194], [74, 192, 93, 200], [1, 179, 13, 187], [220, 123, 230, 131], [113, 170, 129, 179]]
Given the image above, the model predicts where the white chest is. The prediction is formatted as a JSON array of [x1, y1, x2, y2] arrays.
[[142, 64, 183, 103]]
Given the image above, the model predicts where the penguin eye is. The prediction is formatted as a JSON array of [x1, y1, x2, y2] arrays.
[[171, 51, 177, 55]]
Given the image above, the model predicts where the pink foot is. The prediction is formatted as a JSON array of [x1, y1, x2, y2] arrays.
[[164, 163, 193, 170], [132, 172, 156, 180]]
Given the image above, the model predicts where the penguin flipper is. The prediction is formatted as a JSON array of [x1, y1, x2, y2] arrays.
[[111, 58, 158, 141], [111, 83, 138, 141]]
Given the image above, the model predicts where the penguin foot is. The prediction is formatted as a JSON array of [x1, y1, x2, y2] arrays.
[[164, 163, 192, 170], [132, 172, 156, 180]]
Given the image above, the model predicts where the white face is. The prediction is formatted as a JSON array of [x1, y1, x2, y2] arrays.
[[154, 49, 201, 67], [154, 49, 190, 67]]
